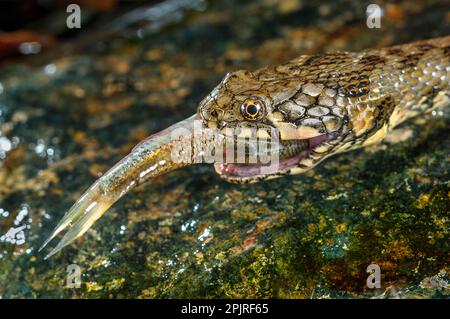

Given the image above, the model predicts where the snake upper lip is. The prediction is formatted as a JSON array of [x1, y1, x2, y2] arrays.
[[214, 133, 334, 178]]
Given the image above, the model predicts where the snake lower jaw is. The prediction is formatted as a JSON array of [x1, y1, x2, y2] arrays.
[[214, 132, 337, 183]]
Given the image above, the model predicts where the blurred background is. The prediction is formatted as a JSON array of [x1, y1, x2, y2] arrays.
[[0, 0, 448, 298]]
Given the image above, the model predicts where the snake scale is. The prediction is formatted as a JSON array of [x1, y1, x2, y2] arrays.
[[40, 36, 449, 258]]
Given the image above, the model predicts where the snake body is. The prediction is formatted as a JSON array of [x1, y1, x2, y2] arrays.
[[41, 36, 450, 257], [200, 36, 450, 182]]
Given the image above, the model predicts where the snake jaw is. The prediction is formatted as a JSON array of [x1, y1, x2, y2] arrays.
[[214, 132, 339, 183]]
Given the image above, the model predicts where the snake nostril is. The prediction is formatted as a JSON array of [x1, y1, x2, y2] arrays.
[[211, 110, 218, 118]]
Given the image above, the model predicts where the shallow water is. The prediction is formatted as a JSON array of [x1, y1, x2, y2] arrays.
[[0, 0, 449, 298]]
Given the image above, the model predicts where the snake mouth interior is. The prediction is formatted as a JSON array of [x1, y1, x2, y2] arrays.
[[214, 133, 333, 178]]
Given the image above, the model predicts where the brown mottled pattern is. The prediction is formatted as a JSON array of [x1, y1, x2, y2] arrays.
[[199, 36, 449, 182], [40, 37, 450, 257]]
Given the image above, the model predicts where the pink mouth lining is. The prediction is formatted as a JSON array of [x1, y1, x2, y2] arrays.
[[215, 133, 331, 178]]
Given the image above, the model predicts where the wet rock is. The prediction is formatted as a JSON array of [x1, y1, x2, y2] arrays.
[[0, 0, 448, 298]]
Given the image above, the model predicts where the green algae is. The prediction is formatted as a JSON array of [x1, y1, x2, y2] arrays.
[[0, 0, 449, 299]]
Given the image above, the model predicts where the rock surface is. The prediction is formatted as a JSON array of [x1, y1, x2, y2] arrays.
[[0, 0, 448, 298]]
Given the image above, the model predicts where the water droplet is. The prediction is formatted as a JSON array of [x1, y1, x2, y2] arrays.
[[18, 42, 41, 55], [44, 64, 56, 75]]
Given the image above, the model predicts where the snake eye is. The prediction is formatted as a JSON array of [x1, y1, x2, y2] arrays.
[[240, 97, 266, 121]]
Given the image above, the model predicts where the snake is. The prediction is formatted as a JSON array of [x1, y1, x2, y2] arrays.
[[40, 36, 449, 258]]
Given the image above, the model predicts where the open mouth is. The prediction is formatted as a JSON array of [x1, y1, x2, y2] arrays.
[[214, 133, 334, 178]]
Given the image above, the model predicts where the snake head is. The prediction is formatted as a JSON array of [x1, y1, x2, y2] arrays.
[[198, 68, 352, 183]]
